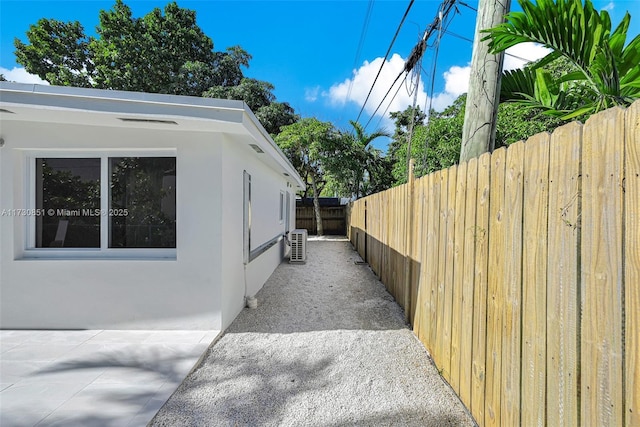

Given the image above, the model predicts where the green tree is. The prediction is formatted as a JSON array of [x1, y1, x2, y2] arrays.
[[274, 118, 342, 235], [14, 19, 94, 87], [204, 78, 298, 134], [329, 121, 391, 198], [390, 93, 567, 184], [392, 98, 465, 183], [484, 0, 640, 119], [254, 101, 298, 135], [14, 0, 295, 133]]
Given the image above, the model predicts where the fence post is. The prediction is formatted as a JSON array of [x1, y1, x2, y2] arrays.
[[404, 159, 416, 324]]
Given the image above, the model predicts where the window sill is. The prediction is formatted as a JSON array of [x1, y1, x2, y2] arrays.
[[18, 249, 177, 261]]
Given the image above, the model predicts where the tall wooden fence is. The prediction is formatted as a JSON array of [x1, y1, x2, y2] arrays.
[[296, 206, 346, 235], [346, 102, 639, 427]]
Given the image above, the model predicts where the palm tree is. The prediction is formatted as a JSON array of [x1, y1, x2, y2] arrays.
[[347, 121, 390, 198], [483, 0, 640, 119]]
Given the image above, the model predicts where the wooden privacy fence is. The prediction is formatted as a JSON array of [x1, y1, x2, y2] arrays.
[[346, 102, 639, 427], [296, 206, 346, 235]]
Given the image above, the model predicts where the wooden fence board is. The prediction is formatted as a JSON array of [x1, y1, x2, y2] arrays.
[[343, 102, 636, 427], [451, 162, 468, 395], [382, 191, 390, 288], [485, 147, 506, 427], [435, 169, 451, 373], [581, 107, 625, 427], [546, 121, 582, 427], [410, 176, 426, 324], [625, 101, 640, 427], [500, 141, 525, 427], [440, 166, 457, 381], [296, 206, 346, 235], [425, 171, 441, 354], [460, 158, 478, 409], [521, 132, 550, 426], [472, 152, 490, 423], [413, 177, 429, 339]]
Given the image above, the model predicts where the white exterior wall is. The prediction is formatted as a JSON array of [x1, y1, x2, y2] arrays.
[[219, 134, 296, 329], [0, 83, 304, 331], [0, 121, 224, 330]]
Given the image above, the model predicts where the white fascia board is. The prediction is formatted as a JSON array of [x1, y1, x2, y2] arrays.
[[240, 107, 306, 190], [0, 82, 306, 191], [0, 82, 246, 125]]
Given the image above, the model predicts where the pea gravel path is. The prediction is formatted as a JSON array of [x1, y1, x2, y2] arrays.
[[150, 237, 476, 427]]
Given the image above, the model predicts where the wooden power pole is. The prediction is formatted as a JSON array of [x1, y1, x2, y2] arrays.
[[459, 0, 511, 162]]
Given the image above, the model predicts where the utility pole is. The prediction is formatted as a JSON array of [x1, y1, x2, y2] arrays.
[[459, 0, 511, 162]]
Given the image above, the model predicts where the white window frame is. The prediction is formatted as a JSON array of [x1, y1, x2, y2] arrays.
[[279, 190, 285, 224], [23, 149, 177, 259]]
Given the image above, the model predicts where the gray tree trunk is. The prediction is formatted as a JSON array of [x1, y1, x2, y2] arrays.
[[311, 174, 324, 236], [460, 0, 511, 162]]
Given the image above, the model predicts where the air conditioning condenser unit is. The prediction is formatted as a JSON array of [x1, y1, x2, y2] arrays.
[[289, 229, 307, 263]]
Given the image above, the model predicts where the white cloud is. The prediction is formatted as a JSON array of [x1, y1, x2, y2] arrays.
[[602, 1, 615, 11], [443, 65, 471, 97], [0, 66, 49, 85], [504, 42, 551, 71], [322, 42, 552, 131], [325, 54, 472, 130], [305, 86, 320, 102]]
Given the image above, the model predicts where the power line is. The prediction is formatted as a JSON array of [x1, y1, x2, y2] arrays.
[[355, 0, 416, 124], [347, 0, 375, 102], [363, 71, 407, 130], [421, 3, 448, 174], [457, 1, 477, 12], [372, 72, 409, 131], [362, 0, 458, 131], [445, 30, 542, 63]]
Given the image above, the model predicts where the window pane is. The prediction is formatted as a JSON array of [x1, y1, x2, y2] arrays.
[[35, 158, 100, 248], [109, 157, 176, 248]]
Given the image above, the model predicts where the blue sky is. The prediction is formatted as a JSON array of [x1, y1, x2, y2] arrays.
[[1, 0, 638, 148]]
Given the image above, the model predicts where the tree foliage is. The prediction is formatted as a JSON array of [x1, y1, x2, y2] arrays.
[[14, 0, 295, 134], [203, 78, 298, 134], [483, 0, 640, 119], [389, 93, 566, 184], [274, 118, 344, 234], [15, 18, 94, 87], [324, 121, 391, 199]]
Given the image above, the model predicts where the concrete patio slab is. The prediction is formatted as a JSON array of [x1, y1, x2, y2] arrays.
[[0, 329, 220, 427]]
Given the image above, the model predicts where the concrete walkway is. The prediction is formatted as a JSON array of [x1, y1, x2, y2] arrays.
[[0, 329, 219, 426], [151, 237, 476, 426]]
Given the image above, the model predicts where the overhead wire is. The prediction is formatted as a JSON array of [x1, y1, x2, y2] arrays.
[[457, 1, 477, 12], [445, 30, 541, 63], [363, 71, 408, 130], [420, 2, 449, 174], [372, 72, 410, 131], [362, 0, 457, 133], [355, 0, 416, 124], [347, 0, 375, 102]]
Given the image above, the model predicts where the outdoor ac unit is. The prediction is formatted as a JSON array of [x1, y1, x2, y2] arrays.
[[289, 229, 307, 263]]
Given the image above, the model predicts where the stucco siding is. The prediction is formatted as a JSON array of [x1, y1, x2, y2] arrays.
[[0, 121, 222, 330]]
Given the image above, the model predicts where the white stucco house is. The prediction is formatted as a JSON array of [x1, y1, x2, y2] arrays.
[[0, 82, 304, 331]]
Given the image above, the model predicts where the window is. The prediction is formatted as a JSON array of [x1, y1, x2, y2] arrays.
[[32, 155, 176, 251], [109, 157, 176, 248], [279, 191, 285, 223], [36, 158, 101, 248]]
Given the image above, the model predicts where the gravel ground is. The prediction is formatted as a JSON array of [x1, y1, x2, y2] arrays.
[[150, 237, 476, 427]]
